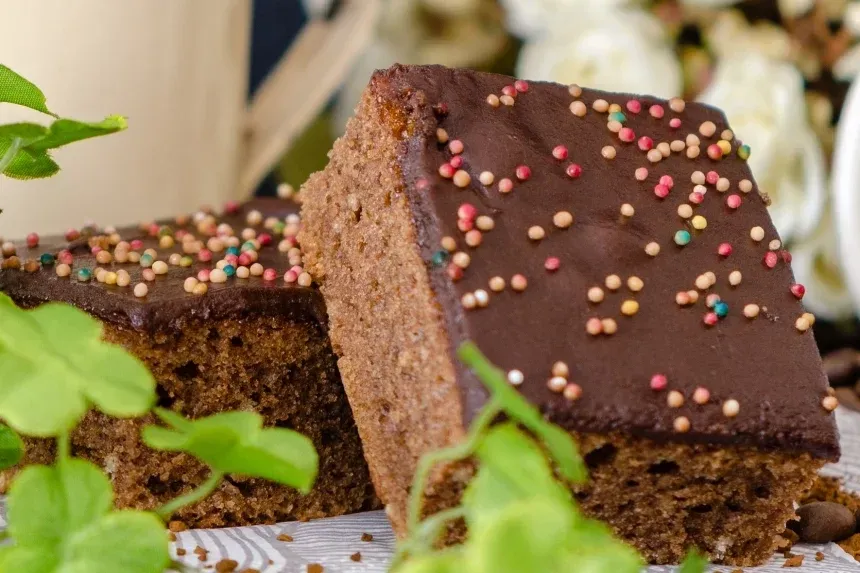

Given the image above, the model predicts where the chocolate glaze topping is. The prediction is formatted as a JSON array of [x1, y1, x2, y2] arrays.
[[0, 199, 327, 333], [375, 64, 839, 459]]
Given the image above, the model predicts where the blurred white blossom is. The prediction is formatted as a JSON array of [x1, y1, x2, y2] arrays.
[[790, 209, 856, 320], [777, 0, 816, 18], [698, 55, 827, 243], [499, 0, 631, 39], [705, 10, 793, 62], [677, 0, 740, 7], [516, 4, 682, 99]]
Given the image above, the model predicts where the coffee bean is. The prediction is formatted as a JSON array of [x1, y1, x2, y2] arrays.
[[791, 502, 856, 543], [823, 348, 860, 386]]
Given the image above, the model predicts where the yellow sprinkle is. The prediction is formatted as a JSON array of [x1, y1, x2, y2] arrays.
[[691, 215, 707, 230], [621, 300, 640, 316], [717, 140, 732, 155]]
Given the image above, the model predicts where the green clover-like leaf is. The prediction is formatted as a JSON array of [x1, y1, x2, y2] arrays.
[[26, 116, 127, 152], [679, 549, 708, 573], [143, 409, 318, 493], [1, 459, 170, 573], [0, 65, 57, 117], [0, 296, 156, 436], [0, 423, 24, 470], [457, 342, 586, 484]]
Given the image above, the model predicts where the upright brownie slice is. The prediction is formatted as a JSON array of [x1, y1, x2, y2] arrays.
[[299, 65, 840, 565], [0, 198, 378, 527]]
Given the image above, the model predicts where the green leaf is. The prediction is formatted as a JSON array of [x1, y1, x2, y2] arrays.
[[27, 116, 127, 152], [0, 65, 57, 116], [143, 409, 318, 492], [0, 139, 59, 179], [457, 342, 586, 484], [0, 301, 156, 437], [0, 423, 24, 470], [392, 550, 465, 573], [679, 549, 708, 573], [4, 460, 169, 573], [0, 123, 50, 146], [463, 424, 570, 529]]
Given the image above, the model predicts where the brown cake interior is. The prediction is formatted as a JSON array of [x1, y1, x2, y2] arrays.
[[1, 314, 379, 528], [299, 85, 824, 565]]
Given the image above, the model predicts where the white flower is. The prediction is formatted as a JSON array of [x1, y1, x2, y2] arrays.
[[499, 0, 631, 39], [515, 4, 682, 99], [698, 55, 827, 243], [790, 209, 856, 321], [677, 0, 740, 7]]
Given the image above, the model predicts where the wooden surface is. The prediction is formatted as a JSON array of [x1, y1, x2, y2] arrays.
[[0, 0, 251, 238]]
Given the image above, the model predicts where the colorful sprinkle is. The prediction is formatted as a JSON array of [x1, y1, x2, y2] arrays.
[[693, 387, 710, 405], [791, 284, 806, 299], [674, 416, 691, 433], [601, 318, 618, 335], [718, 243, 732, 257], [545, 257, 560, 271], [602, 146, 617, 160], [635, 167, 649, 181], [750, 226, 765, 242], [763, 252, 778, 269], [667, 390, 684, 408], [645, 242, 660, 257], [703, 312, 718, 326], [133, 283, 148, 298], [508, 370, 524, 385], [511, 274, 528, 291], [674, 230, 691, 246], [621, 300, 639, 316], [563, 383, 583, 401], [515, 165, 531, 181], [650, 374, 668, 391], [737, 144, 751, 160], [605, 274, 622, 291], [638, 136, 654, 151], [552, 145, 568, 160], [586, 317, 603, 335], [649, 104, 664, 118], [691, 215, 707, 230], [714, 301, 729, 318], [743, 304, 760, 318], [566, 163, 583, 178], [587, 287, 605, 303]]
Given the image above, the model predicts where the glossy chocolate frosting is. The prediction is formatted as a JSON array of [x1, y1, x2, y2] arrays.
[[0, 199, 327, 333], [376, 65, 840, 459]]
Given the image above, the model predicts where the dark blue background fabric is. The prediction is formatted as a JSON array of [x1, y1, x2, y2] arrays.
[[250, 0, 307, 196]]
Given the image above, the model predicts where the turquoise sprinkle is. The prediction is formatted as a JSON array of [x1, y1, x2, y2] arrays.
[[77, 268, 92, 282], [714, 301, 729, 318], [674, 230, 691, 246], [157, 226, 173, 238], [241, 241, 256, 252], [737, 144, 751, 161], [609, 111, 626, 124], [431, 250, 449, 267], [226, 246, 240, 256], [223, 264, 236, 277], [39, 253, 55, 266], [139, 253, 154, 268]]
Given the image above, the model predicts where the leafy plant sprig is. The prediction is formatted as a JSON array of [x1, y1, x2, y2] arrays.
[[0, 294, 320, 573], [392, 342, 707, 573], [0, 64, 127, 179]]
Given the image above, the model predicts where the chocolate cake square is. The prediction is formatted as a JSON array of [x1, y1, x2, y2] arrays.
[[0, 198, 377, 527], [299, 65, 841, 565]]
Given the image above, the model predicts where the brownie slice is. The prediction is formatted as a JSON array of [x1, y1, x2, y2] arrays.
[[0, 198, 378, 527], [299, 64, 841, 565]]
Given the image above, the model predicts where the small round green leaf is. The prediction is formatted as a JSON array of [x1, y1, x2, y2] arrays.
[[0, 423, 24, 470]]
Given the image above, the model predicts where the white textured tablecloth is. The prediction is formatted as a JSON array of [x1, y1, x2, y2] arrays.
[[159, 408, 860, 572]]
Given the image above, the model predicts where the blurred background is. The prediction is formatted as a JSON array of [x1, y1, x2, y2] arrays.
[[3, 0, 860, 352]]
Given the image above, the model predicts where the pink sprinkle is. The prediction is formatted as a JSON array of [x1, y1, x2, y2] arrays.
[[669, 118, 681, 129], [689, 192, 704, 204], [566, 163, 583, 179], [58, 250, 73, 265], [707, 144, 723, 160], [649, 105, 665, 119], [224, 200, 240, 214], [781, 250, 792, 263], [238, 253, 252, 267], [693, 387, 710, 404], [130, 239, 144, 250], [198, 249, 212, 262], [650, 374, 668, 391], [502, 85, 517, 98], [148, 223, 160, 236], [703, 312, 718, 326], [225, 254, 239, 265], [91, 246, 103, 255], [458, 219, 474, 233], [515, 165, 531, 181], [718, 243, 732, 257], [791, 284, 806, 299], [263, 268, 278, 281], [544, 257, 560, 271], [258, 233, 272, 246], [290, 265, 304, 275], [514, 80, 529, 93], [26, 233, 39, 248], [65, 229, 81, 242], [197, 269, 210, 282], [654, 184, 670, 199], [635, 167, 649, 181], [706, 171, 719, 185], [659, 175, 674, 189], [499, 178, 514, 193], [447, 263, 463, 281], [449, 140, 464, 155], [726, 194, 741, 209], [142, 269, 156, 282], [626, 100, 642, 114], [175, 230, 188, 240], [449, 156, 463, 169], [458, 203, 478, 221], [619, 127, 635, 142], [439, 163, 454, 178], [763, 252, 778, 269], [706, 294, 721, 308], [638, 136, 654, 151], [284, 270, 298, 283], [281, 236, 297, 248], [552, 145, 568, 160]]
